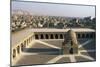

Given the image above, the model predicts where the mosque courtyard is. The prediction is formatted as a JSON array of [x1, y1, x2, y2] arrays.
[[11, 28, 96, 66]]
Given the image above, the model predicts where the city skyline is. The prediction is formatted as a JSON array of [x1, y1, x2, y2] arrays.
[[12, 1, 95, 18]]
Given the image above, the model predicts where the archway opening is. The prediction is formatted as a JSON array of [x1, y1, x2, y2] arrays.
[[90, 33, 93, 38], [35, 34, 39, 39], [17, 46, 20, 54], [45, 34, 49, 39], [82, 34, 85, 38], [78, 34, 80, 38], [40, 34, 44, 39], [55, 34, 58, 39], [21, 43, 24, 51], [24, 41, 26, 47], [13, 49, 16, 59], [50, 34, 54, 39], [60, 34, 63, 39], [86, 34, 89, 38]]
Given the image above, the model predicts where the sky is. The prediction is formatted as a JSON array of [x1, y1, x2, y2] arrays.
[[11, 1, 95, 17]]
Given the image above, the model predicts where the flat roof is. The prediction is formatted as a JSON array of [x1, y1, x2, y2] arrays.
[[32, 28, 95, 33], [11, 29, 33, 47], [11, 28, 95, 47]]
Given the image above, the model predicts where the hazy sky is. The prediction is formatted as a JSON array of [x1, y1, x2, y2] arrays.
[[12, 1, 95, 17]]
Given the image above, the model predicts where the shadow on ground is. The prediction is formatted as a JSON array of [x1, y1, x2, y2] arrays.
[[23, 48, 62, 55]]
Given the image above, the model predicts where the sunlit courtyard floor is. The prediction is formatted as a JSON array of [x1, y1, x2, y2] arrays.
[[13, 39, 96, 66]]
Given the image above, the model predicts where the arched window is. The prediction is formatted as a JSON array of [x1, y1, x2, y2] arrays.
[[40, 34, 44, 39], [13, 49, 16, 58], [82, 34, 85, 38], [17, 46, 20, 54], [35, 34, 39, 39], [60, 34, 63, 39], [78, 34, 80, 38], [55, 34, 58, 39], [86, 34, 89, 38], [50, 34, 54, 39], [90, 33, 93, 38], [24, 41, 26, 47], [21, 43, 24, 51], [45, 34, 49, 39]]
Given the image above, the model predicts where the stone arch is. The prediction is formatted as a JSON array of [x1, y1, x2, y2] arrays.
[[55, 34, 58, 39], [40, 34, 44, 39], [17, 46, 20, 54], [24, 41, 26, 47], [90, 33, 93, 38], [35, 34, 39, 39], [60, 34, 63, 39], [45, 34, 49, 39], [50, 34, 54, 39], [86, 34, 89, 38], [78, 33, 80, 38], [21, 43, 24, 51], [82, 34, 85, 38], [13, 49, 16, 59]]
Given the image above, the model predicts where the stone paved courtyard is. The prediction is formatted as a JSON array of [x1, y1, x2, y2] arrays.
[[13, 39, 96, 66]]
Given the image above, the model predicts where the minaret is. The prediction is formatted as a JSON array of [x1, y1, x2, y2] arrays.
[[62, 29, 78, 54]]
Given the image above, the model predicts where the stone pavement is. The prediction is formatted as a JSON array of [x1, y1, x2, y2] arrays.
[[13, 39, 96, 66]]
